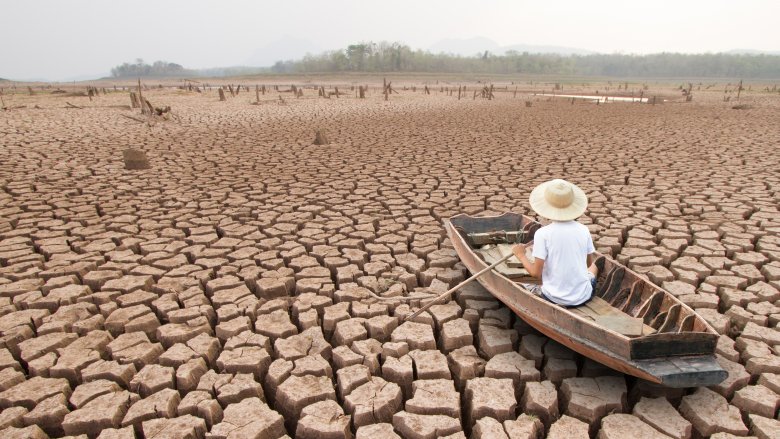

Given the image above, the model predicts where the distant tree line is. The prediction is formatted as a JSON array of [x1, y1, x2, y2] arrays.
[[270, 42, 780, 78], [111, 59, 191, 77]]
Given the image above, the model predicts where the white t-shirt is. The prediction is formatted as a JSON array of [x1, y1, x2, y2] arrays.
[[532, 221, 596, 306]]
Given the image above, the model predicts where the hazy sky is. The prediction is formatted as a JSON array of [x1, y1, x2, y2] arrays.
[[2, 0, 778, 80]]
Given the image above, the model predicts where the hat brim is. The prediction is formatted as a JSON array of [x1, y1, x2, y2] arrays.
[[529, 180, 588, 221]]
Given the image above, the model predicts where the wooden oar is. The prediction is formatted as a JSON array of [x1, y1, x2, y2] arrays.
[[404, 251, 515, 322]]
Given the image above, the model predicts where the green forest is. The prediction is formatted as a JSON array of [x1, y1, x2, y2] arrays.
[[270, 42, 780, 78], [111, 59, 189, 77], [111, 43, 780, 79]]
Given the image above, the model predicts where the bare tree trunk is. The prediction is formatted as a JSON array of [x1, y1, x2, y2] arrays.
[[138, 79, 146, 115]]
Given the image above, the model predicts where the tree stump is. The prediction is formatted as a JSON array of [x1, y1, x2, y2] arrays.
[[313, 131, 329, 146], [129, 92, 140, 108], [219, 88, 226, 102], [123, 149, 150, 170]]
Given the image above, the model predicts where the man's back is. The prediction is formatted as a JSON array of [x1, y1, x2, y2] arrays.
[[532, 221, 595, 306]]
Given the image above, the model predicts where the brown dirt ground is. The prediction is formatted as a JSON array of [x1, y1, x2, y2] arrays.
[[0, 77, 779, 438]]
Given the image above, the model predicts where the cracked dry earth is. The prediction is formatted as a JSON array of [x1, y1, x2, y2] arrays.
[[0, 83, 779, 439]]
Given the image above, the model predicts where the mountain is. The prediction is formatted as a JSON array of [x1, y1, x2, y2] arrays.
[[247, 36, 324, 67], [428, 37, 594, 56]]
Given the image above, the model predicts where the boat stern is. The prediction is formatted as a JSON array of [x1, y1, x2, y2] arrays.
[[634, 355, 728, 388]]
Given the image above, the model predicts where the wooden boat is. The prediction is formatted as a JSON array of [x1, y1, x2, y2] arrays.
[[447, 212, 727, 388]]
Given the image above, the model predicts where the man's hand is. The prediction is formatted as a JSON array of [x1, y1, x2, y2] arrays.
[[513, 241, 543, 278], [512, 241, 533, 261]]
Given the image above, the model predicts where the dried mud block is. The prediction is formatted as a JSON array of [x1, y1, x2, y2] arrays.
[[464, 377, 516, 428], [758, 373, 780, 394], [0, 406, 27, 430], [336, 364, 371, 400], [333, 318, 368, 346], [142, 414, 207, 439], [276, 374, 336, 429], [504, 414, 544, 439], [177, 390, 223, 428], [547, 415, 590, 439], [543, 357, 578, 385], [382, 354, 414, 399], [296, 400, 352, 439], [392, 411, 462, 439], [214, 373, 265, 406], [521, 380, 559, 427], [332, 345, 363, 370], [440, 318, 472, 352], [518, 334, 546, 368], [390, 321, 436, 350], [107, 331, 163, 370], [679, 387, 749, 437], [405, 379, 460, 419], [292, 354, 333, 378], [0, 376, 71, 410], [749, 414, 780, 439], [22, 392, 70, 436], [18, 331, 77, 363], [129, 364, 174, 397], [711, 355, 751, 398], [0, 368, 25, 392], [0, 425, 48, 439], [597, 413, 669, 439], [366, 315, 398, 343], [477, 324, 519, 358], [208, 397, 286, 439], [216, 346, 272, 380], [121, 388, 180, 429], [215, 316, 251, 343], [95, 426, 135, 439], [70, 379, 121, 409], [62, 390, 140, 436], [256, 309, 298, 343], [382, 341, 409, 360], [274, 327, 332, 362], [486, 351, 540, 397], [560, 376, 627, 433], [123, 149, 150, 170], [265, 359, 293, 406], [177, 357, 209, 393], [472, 417, 509, 439], [355, 423, 400, 439], [408, 349, 451, 380], [731, 384, 780, 418], [344, 377, 403, 428], [632, 396, 692, 439], [448, 345, 486, 391]]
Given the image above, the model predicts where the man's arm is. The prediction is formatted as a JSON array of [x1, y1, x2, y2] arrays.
[[512, 242, 545, 279]]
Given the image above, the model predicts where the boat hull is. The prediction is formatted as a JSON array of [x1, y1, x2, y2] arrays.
[[447, 213, 727, 387]]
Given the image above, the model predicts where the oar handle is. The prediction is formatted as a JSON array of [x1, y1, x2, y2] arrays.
[[404, 250, 515, 322]]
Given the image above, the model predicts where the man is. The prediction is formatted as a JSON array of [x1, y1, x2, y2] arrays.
[[512, 178, 599, 307]]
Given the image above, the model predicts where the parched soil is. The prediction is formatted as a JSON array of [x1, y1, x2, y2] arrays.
[[0, 80, 779, 438]]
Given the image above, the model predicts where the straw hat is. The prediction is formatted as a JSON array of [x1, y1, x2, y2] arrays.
[[529, 179, 588, 221]]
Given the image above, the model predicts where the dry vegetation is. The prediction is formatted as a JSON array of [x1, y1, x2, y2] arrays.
[[0, 77, 779, 438]]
